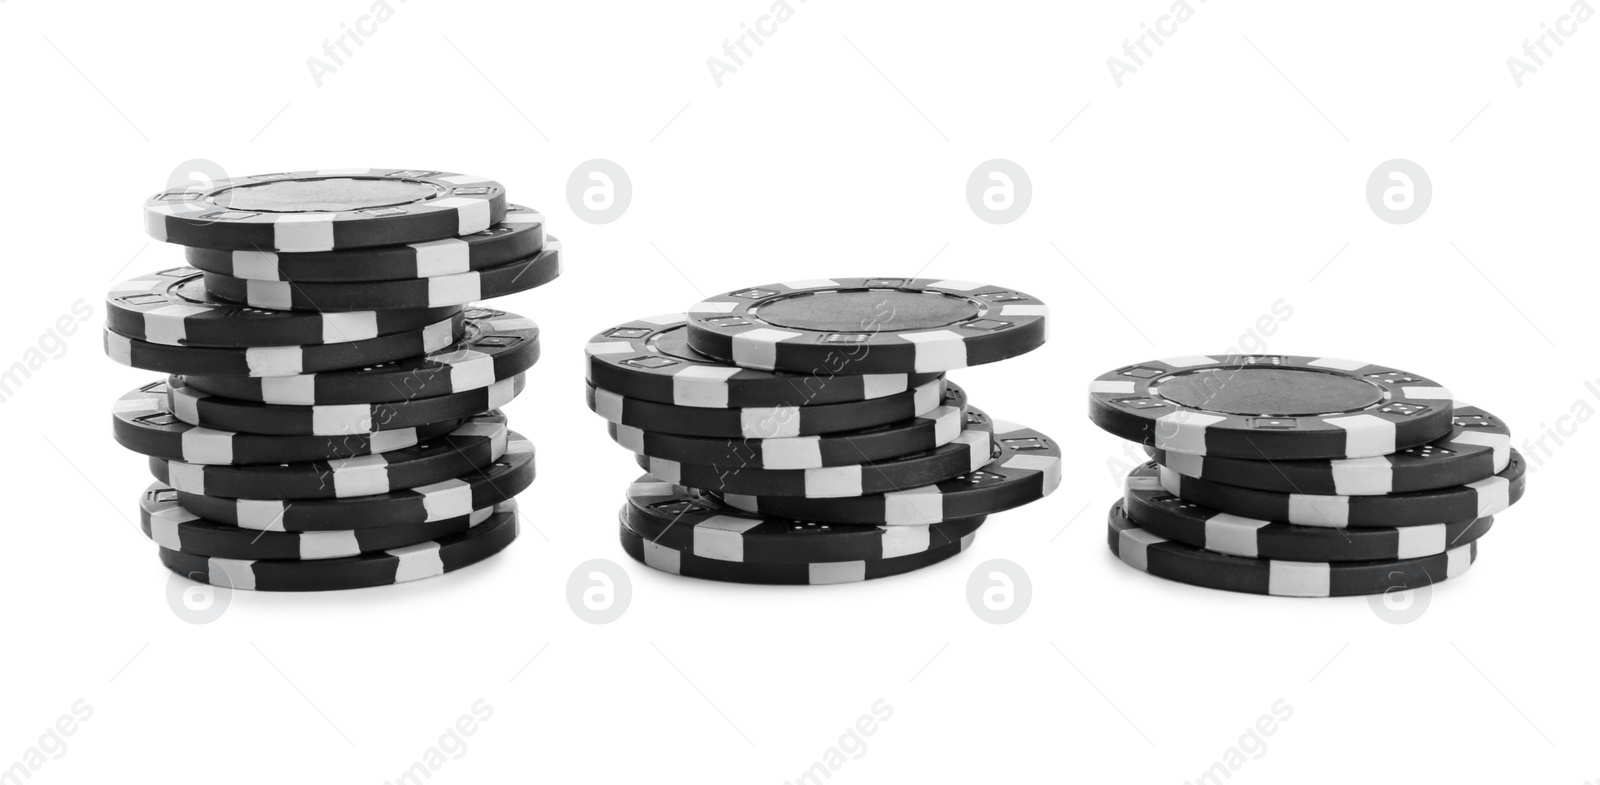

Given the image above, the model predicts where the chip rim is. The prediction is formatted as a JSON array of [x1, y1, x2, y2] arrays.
[[1107, 500, 1478, 597], [683, 278, 1048, 374], [718, 420, 1061, 524], [143, 168, 508, 252], [1088, 355, 1455, 460], [159, 501, 519, 591]]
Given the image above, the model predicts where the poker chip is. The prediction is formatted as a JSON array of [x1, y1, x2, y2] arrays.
[[161, 501, 519, 591], [172, 433, 534, 531], [587, 377, 944, 439], [620, 516, 971, 585], [1150, 404, 1513, 496], [588, 280, 1058, 581], [1155, 451, 1526, 528], [116, 168, 548, 591], [720, 420, 1061, 525], [105, 311, 463, 377], [148, 412, 509, 499], [184, 205, 545, 282], [685, 278, 1049, 374], [637, 414, 995, 498], [609, 381, 968, 469], [201, 241, 561, 311], [177, 308, 540, 405], [112, 380, 461, 464], [622, 476, 985, 564], [141, 483, 495, 561], [1088, 355, 1455, 461], [166, 374, 525, 436], [1107, 500, 1477, 597], [585, 314, 943, 408], [1123, 462, 1494, 561], [144, 169, 507, 252], [106, 269, 461, 347]]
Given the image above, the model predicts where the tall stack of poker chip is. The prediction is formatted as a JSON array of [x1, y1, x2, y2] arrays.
[[106, 169, 558, 591], [1088, 356, 1525, 597], [585, 279, 1060, 585]]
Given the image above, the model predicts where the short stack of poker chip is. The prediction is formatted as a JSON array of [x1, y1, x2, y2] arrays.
[[1088, 355, 1525, 597], [584, 279, 1061, 585], [105, 169, 559, 591]]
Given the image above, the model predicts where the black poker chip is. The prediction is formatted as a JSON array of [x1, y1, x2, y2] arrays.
[[620, 515, 972, 585], [635, 408, 995, 498], [1153, 452, 1526, 528], [587, 377, 945, 439], [585, 314, 943, 408], [147, 412, 508, 499], [105, 311, 464, 377], [172, 434, 535, 531], [1088, 355, 1455, 461], [721, 420, 1061, 525], [113, 380, 461, 464], [166, 373, 525, 435], [1123, 462, 1494, 562], [623, 475, 985, 564], [183, 205, 545, 283], [177, 308, 540, 404], [608, 381, 969, 469], [144, 169, 507, 252], [141, 483, 495, 561], [1149, 404, 1514, 496], [161, 501, 519, 592], [685, 278, 1049, 374], [201, 241, 560, 311], [106, 268, 461, 347], [1107, 500, 1478, 597]]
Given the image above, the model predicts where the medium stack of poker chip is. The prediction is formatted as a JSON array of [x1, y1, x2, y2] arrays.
[[105, 169, 558, 591], [585, 279, 1060, 585], [1087, 356, 1525, 597]]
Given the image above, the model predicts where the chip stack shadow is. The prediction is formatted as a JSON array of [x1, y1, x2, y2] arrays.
[[107, 169, 559, 591], [1088, 355, 1523, 597], [586, 279, 1060, 585]]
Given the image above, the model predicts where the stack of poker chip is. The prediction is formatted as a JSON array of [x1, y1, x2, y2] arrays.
[[105, 169, 557, 592], [585, 278, 1061, 585], [1088, 356, 1525, 598]]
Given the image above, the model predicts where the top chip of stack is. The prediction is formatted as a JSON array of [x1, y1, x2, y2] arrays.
[[1088, 355, 1455, 460], [144, 169, 507, 253], [685, 278, 1048, 374]]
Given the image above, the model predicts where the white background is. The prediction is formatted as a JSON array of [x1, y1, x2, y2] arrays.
[[1, 1, 1595, 782]]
